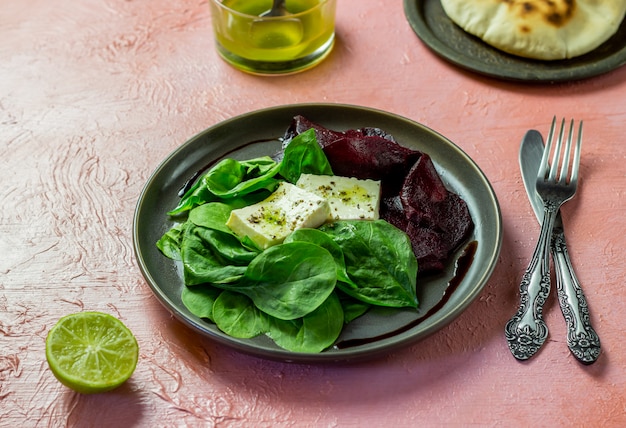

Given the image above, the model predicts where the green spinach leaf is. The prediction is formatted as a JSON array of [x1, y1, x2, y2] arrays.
[[188, 202, 233, 234], [279, 128, 333, 183], [181, 224, 258, 285], [168, 156, 281, 215], [212, 291, 269, 339], [156, 221, 186, 260], [284, 228, 358, 289], [337, 290, 371, 324], [220, 242, 337, 320], [268, 291, 344, 353], [320, 220, 418, 308], [181, 285, 222, 321]]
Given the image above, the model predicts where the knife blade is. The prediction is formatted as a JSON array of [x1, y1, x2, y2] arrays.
[[519, 130, 601, 364]]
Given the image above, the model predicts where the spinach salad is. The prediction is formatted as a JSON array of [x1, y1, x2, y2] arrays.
[[157, 129, 419, 353]]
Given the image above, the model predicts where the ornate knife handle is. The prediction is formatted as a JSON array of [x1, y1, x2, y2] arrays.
[[551, 228, 601, 364], [504, 209, 556, 360]]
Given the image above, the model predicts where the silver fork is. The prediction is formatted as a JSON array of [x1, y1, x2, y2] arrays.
[[505, 117, 583, 360]]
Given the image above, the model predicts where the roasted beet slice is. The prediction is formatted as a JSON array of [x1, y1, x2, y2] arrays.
[[379, 195, 447, 274], [323, 136, 421, 194], [399, 153, 449, 227], [404, 224, 449, 274], [390, 154, 474, 273]]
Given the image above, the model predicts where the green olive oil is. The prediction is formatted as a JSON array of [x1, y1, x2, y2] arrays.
[[212, 0, 336, 74]]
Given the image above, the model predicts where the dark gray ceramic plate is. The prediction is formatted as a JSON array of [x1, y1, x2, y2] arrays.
[[133, 104, 502, 363], [404, 0, 626, 82]]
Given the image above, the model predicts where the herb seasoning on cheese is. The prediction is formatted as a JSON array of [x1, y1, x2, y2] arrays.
[[296, 174, 381, 221], [226, 182, 330, 250]]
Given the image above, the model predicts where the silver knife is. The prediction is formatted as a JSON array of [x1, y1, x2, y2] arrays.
[[519, 129, 601, 364]]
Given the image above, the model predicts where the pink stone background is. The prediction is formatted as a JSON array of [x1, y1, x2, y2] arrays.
[[1, 0, 624, 426]]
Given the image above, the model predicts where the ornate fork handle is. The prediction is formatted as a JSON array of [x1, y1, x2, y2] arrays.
[[505, 205, 558, 360], [552, 227, 601, 364]]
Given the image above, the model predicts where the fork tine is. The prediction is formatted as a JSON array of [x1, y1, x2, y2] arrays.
[[539, 117, 583, 186], [539, 116, 556, 180], [571, 121, 583, 184], [559, 119, 574, 183], [549, 118, 566, 182]]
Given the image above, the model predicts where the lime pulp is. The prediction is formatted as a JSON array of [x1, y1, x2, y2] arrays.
[[45, 311, 139, 394]]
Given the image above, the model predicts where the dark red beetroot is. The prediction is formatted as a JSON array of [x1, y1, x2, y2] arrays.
[[387, 154, 474, 273], [283, 116, 474, 275]]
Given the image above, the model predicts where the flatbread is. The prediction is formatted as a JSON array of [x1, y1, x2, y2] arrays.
[[440, 0, 626, 60]]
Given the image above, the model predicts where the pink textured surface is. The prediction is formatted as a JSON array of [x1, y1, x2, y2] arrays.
[[1, 0, 625, 426]]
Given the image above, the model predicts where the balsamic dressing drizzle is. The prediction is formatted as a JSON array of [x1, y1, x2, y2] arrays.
[[335, 240, 478, 349]]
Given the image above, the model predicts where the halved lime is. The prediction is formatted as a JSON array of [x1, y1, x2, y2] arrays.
[[45, 312, 139, 394]]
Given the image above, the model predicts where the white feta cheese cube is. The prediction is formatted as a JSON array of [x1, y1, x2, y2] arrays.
[[226, 182, 330, 249], [295, 174, 381, 221]]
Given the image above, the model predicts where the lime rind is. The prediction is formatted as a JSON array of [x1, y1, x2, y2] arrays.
[[46, 312, 139, 394]]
